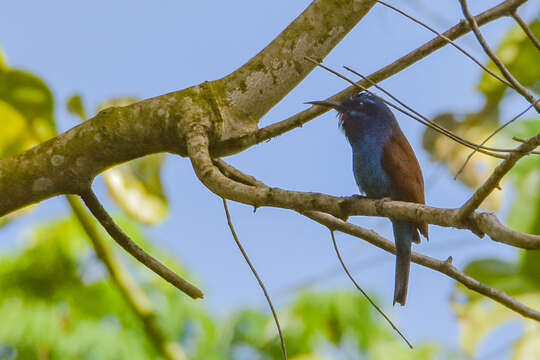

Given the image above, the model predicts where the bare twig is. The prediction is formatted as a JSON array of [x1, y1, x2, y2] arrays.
[[308, 58, 522, 159], [278, 237, 479, 295], [307, 58, 507, 159], [305, 212, 540, 321], [341, 64, 540, 155], [376, 0, 512, 87], [222, 199, 287, 360], [455, 102, 537, 179], [209, 159, 540, 321], [189, 128, 540, 250], [511, 11, 540, 51], [459, 0, 540, 113], [329, 230, 413, 349], [458, 132, 540, 218], [67, 195, 187, 360], [79, 188, 203, 299], [220, 0, 528, 156]]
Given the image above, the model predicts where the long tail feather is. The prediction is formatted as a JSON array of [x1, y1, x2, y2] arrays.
[[392, 221, 415, 306]]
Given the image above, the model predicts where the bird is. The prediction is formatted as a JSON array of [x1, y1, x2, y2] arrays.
[[307, 92, 428, 306]]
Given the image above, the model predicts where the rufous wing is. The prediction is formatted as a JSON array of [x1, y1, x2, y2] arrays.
[[381, 129, 428, 240]]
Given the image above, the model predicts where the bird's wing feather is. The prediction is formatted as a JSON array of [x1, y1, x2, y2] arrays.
[[381, 129, 428, 239]]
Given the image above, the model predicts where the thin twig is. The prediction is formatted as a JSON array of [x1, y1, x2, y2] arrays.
[[191, 129, 540, 252], [329, 230, 413, 349], [304, 212, 540, 321], [459, 0, 540, 113], [278, 236, 478, 296], [458, 132, 540, 218], [79, 188, 203, 299], [218, 0, 527, 157], [222, 199, 287, 360], [511, 11, 540, 51], [67, 195, 187, 360], [455, 102, 537, 179], [342, 64, 540, 155], [207, 158, 540, 320], [376, 0, 512, 87], [305, 57, 507, 159]]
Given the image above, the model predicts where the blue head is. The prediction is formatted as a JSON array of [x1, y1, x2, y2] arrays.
[[307, 92, 398, 143]]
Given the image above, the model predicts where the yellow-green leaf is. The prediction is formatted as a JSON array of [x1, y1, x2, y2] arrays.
[[103, 155, 169, 225], [66, 94, 86, 121], [453, 293, 540, 357], [513, 322, 540, 360], [0, 69, 55, 141], [0, 62, 56, 226], [422, 111, 501, 210], [0, 47, 7, 71]]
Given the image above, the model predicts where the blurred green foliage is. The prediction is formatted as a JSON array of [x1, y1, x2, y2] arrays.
[[422, 19, 540, 212], [439, 20, 540, 360], [0, 46, 450, 359], [0, 216, 448, 360], [1, 14, 539, 360]]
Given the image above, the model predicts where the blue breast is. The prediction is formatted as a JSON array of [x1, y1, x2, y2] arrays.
[[351, 135, 392, 198]]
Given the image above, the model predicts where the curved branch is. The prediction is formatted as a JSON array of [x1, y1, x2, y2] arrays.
[[212, 0, 378, 140], [473, 212, 540, 250], [79, 188, 204, 299], [0, 0, 527, 217], [190, 126, 540, 250], [211, 158, 540, 321], [216, 0, 528, 156], [304, 211, 540, 322]]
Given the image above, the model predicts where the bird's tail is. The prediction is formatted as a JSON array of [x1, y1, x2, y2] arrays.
[[392, 221, 418, 306]]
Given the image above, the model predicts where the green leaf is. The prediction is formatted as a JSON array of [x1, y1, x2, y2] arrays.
[[0, 47, 7, 71], [103, 154, 169, 225], [0, 216, 209, 359], [513, 322, 540, 360], [66, 94, 86, 121], [0, 68, 56, 143], [453, 293, 540, 358], [455, 253, 540, 357], [0, 59, 56, 226]]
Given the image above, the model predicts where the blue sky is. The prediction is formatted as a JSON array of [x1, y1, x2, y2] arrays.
[[1, 0, 538, 357]]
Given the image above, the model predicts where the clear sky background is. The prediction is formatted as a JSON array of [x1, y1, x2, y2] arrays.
[[1, 1, 539, 358]]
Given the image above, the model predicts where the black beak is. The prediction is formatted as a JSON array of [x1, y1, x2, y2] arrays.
[[305, 100, 343, 112]]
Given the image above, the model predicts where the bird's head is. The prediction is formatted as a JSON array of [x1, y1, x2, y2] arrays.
[[306, 92, 397, 141], [307, 92, 390, 126]]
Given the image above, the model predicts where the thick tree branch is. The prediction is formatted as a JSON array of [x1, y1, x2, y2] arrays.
[[211, 0, 378, 140], [191, 127, 540, 250], [304, 211, 540, 322], [212, 158, 540, 321], [217, 0, 528, 156], [0, 0, 526, 217], [67, 195, 187, 360]]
